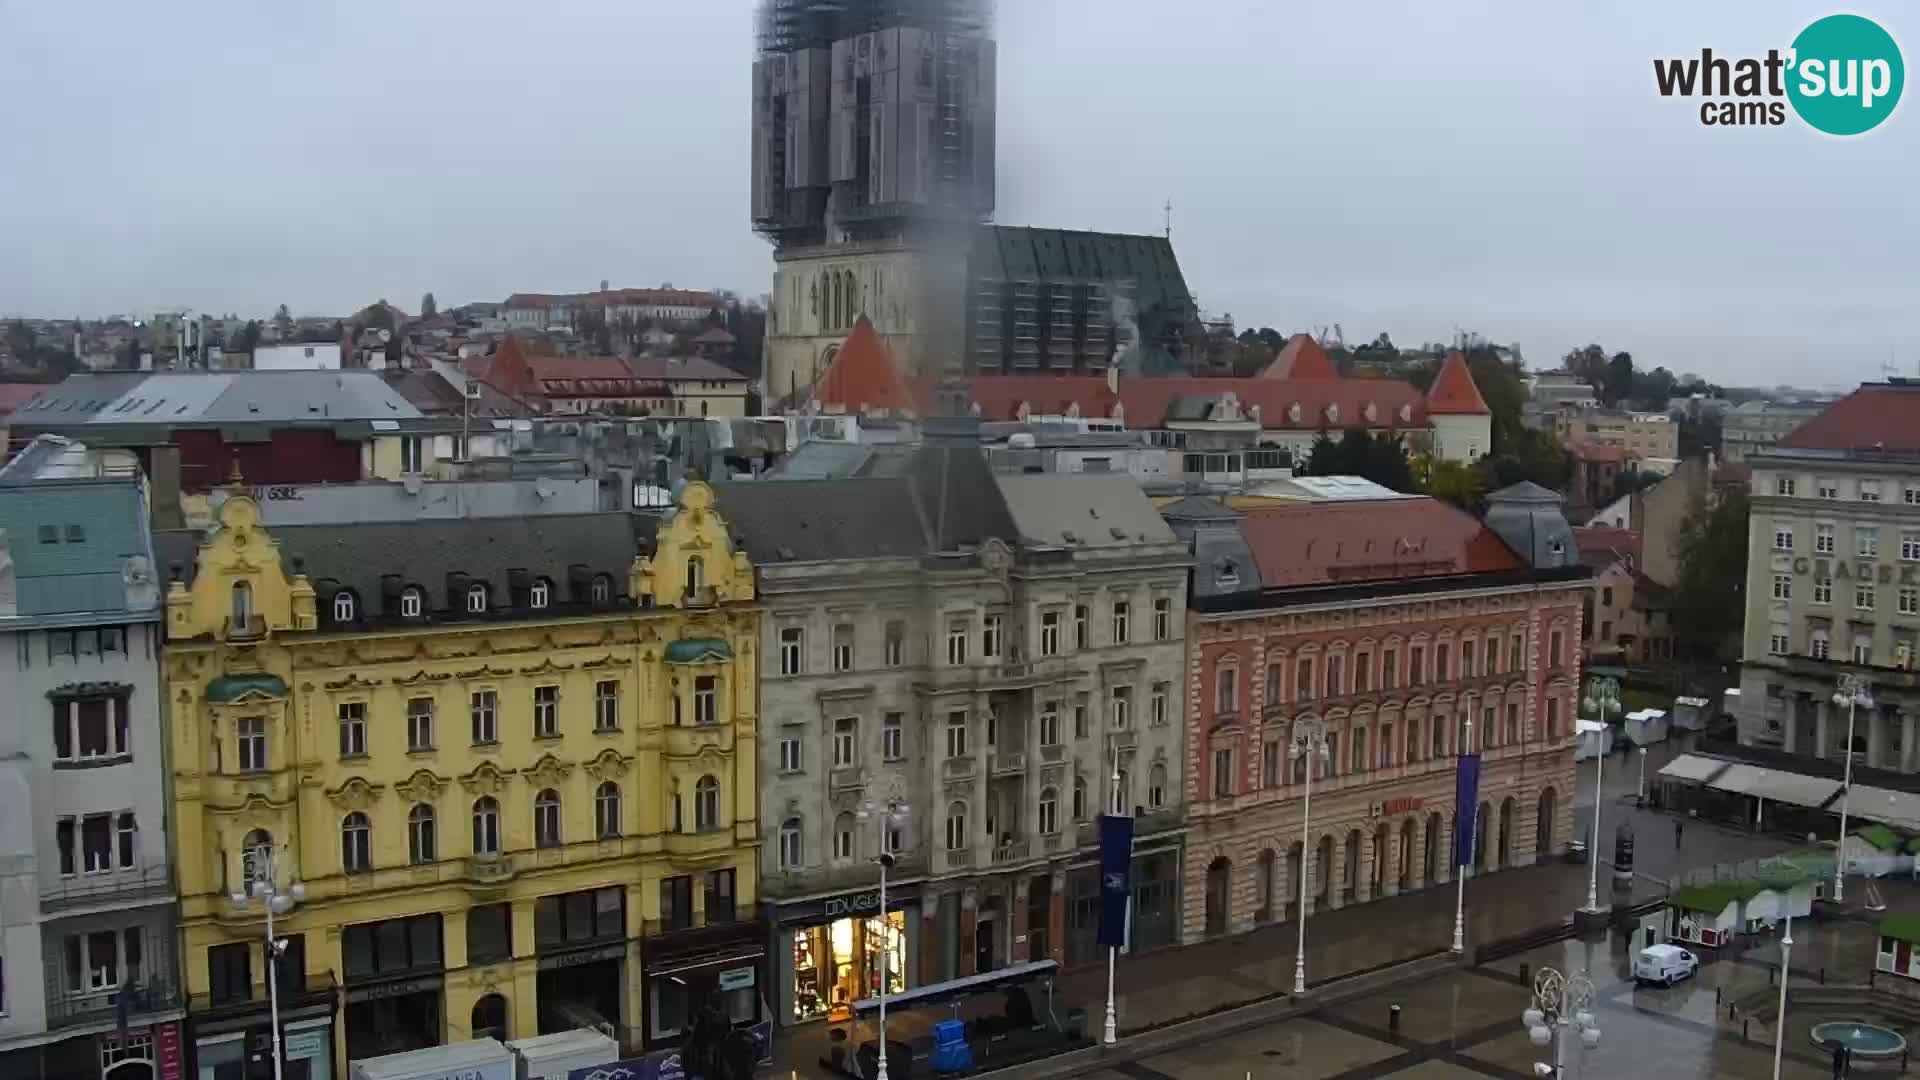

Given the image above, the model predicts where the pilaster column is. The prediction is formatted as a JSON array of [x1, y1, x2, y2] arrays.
[[1781, 690, 1799, 754], [1011, 877, 1031, 964], [1816, 698, 1831, 760], [920, 894, 942, 985], [1869, 706, 1889, 769], [1902, 711, 1917, 774]]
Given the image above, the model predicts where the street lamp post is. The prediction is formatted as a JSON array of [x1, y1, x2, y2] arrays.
[[228, 845, 306, 1080], [1772, 912, 1794, 1080], [1832, 675, 1873, 903], [858, 786, 910, 1080], [1522, 966, 1600, 1078], [1290, 718, 1330, 995], [1453, 711, 1474, 955], [1636, 746, 1648, 805], [1102, 747, 1125, 1045], [1581, 676, 1619, 914]]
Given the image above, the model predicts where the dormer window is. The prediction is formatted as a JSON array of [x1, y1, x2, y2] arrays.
[[401, 588, 423, 618], [530, 580, 550, 610], [1217, 561, 1239, 587], [230, 581, 253, 626], [466, 583, 488, 614], [687, 556, 705, 596], [333, 591, 356, 623], [591, 574, 613, 605]]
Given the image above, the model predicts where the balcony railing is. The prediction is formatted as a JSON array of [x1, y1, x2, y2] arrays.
[[463, 853, 516, 885], [941, 757, 976, 779], [46, 976, 183, 1029], [224, 615, 268, 641], [990, 751, 1027, 776], [991, 839, 1030, 865], [40, 863, 174, 912], [1262, 670, 1533, 723]]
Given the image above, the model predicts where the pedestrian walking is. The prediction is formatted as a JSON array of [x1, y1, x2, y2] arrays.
[[1674, 819, 1684, 851]]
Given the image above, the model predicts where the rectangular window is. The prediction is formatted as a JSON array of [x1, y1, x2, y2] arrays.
[[1546, 697, 1560, 737], [1296, 657, 1314, 701], [1327, 654, 1345, 696], [1111, 600, 1131, 644], [704, 868, 737, 924], [779, 627, 804, 675], [1040, 702, 1061, 747], [1860, 527, 1880, 558], [467, 904, 512, 964], [1213, 748, 1234, 798], [945, 711, 968, 758], [1856, 584, 1877, 611], [1549, 632, 1564, 667], [661, 876, 694, 931], [533, 686, 559, 738], [1153, 596, 1172, 641], [1459, 642, 1474, 681], [1324, 733, 1339, 778], [594, 681, 619, 731], [208, 942, 251, 1005], [1074, 604, 1090, 650], [1262, 741, 1281, 787], [1855, 639, 1873, 664], [399, 697, 432, 750], [1861, 480, 1883, 503], [779, 737, 802, 773], [336, 703, 367, 757], [1817, 524, 1836, 554], [1903, 534, 1920, 562], [1040, 611, 1061, 656], [1436, 644, 1451, 681], [832, 624, 854, 672], [1410, 646, 1425, 686], [118, 812, 136, 867], [1150, 683, 1169, 728], [1110, 686, 1133, 729], [694, 676, 718, 725], [1505, 703, 1520, 744], [1770, 633, 1791, 656], [1901, 587, 1919, 616], [946, 618, 968, 666], [1814, 577, 1833, 604], [982, 614, 1003, 658], [1510, 634, 1525, 671], [1073, 695, 1090, 739], [883, 711, 903, 760], [1775, 476, 1796, 496], [1773, 526, 1794, 551], [237, 716, 267, 772], [883, 621, 905, 666], [832, 717, 857, 767], [470, 690, 498, 745], [81, 814, 112, 874], [1352, 728, 1368, 772], [1354, 652, 1372, 691], [1216, 666, 1237, 715], [1819, 481, 1839, 499], [1812, 634, 1831, 659]]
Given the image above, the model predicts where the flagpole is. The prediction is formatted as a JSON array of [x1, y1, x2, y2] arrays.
[[1103, 748, 1121, 1045], [1453, 713, 1472, 953]]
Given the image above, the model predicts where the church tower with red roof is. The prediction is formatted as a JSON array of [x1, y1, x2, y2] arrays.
[[1425, 351, 1493, 461]]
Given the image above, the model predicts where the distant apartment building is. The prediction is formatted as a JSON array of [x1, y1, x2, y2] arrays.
[[1738, 383, 1920, 766], [503, 288, 720, 330], [1521, 372, 1597, 430], [1555, 409, 1678, 461], [0, 444, 182, 1080], [1722, 399, 1833, 464]]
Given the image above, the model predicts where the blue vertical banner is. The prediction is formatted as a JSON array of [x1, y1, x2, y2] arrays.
[[1453, 751, 1481, 867], [1097, 812, 1134, 948]]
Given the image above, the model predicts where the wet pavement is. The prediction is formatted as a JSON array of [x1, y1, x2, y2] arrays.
[[761, 736, 1881, 1078]]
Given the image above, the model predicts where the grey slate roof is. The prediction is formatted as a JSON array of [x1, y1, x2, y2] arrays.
[[713, 479, 928, 563], [995, 473, 1178, 549], [157, 512, 655, 615], [11, 370, 422, 431], [0, 478, 158, 621]]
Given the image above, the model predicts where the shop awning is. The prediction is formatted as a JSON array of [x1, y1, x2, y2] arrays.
[[1657, 754, 1729, 784], [851, 959, 1058, 1016], [1843, 786, 1920, 831], [1706, 764, 1840, 809]]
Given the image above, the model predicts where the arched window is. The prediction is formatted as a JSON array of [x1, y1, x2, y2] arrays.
[[467, 582, 489, 614], [333, 590, 355, 623], [1112, 768, 1131, 815], [694, 775, 721, 831], [341, 812, 371, 873], [591, 574, 613, 605], [534, 789, 562, 848], [945, 802, 968, 851], [472, 797, 501, 855], [400, 587, 423, 618], [230, 580, 253, 627], [408, 804, 436, 865], [845, 270, 859, 321], [830, 271, 843, 330], [1072, 775, 1087, 820], [595, 781, 622, 839], [686, 556, 705, 597], [1038, 787, 1059, 834], [1148, 763, 1168, 809], [472, 993, 508, 1041], [530, 580, 550, 609], [778, 816, 803, 869], [241, 829, 272, 887], [833, 812, 855, 861]]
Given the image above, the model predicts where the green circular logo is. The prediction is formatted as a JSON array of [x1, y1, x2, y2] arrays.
[[1787, 14, 1904, 135]]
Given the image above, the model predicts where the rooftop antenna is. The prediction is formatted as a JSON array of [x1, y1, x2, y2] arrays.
[[1163, 199, 1173, 240]]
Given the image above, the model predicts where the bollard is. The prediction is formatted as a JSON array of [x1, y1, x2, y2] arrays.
[[1717, 986, 1723, 1004], [1519, 962, 1529, 984], [1390, 1005, 1401, 1033], [1821, 966, 1827, 985], [1743, 1018, 1750, 1042]]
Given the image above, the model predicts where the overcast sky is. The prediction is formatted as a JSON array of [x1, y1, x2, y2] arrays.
[[2, 0, 1913, 387]]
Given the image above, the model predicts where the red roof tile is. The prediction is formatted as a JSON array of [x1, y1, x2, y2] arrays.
[[0, 383, 48, 415], [1567, 441, 1633, 464], [962, 374, 1427, 431], [1574, 526, 1641, 570], [1775, 383, 1920, 453], [526, 352, 745, 391], [815, 317, 917, 414], [1238, 497, 1524, 589], [505, 287, 720, 311], [1425, 352, 1491, 416], [1258, 334, 1339, 380]]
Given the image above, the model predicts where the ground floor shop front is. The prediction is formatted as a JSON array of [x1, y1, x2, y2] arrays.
[[0, 1019, 190, 1080], [1180, 755, 1576, 942], [763, 840, 1185, 1029]]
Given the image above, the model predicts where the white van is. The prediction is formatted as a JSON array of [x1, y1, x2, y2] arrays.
[[1633, 943, 1699, 986]]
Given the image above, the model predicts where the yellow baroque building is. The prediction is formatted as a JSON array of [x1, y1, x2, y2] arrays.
[[158, 481, 762, 1079]]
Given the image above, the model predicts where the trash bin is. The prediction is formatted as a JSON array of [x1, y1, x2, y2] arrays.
[[1567, 840, 1588, 865]]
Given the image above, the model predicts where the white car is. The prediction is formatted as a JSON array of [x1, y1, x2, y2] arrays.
[[1633, 943, 1699, 986]]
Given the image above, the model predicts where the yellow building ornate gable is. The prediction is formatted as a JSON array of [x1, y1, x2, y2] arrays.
[[166, 491, 315, 640], [635, 480, 755, 607]]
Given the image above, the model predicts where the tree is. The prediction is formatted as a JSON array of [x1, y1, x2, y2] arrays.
[[1670, 485, 1749, 663], [115, 338, 143, 370], [1418, 456, 1488, 511], [1482, 428, 1570, 493], [235, 320, 262, 354], [420, 292, 437, 319], [1306, 428, 1416, 492], [273, 304, 293, 332], [1605, 351, 1635, 407]]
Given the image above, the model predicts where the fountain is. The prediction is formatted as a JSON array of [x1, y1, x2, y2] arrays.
[[1809, 1021, 1908, 1061]]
